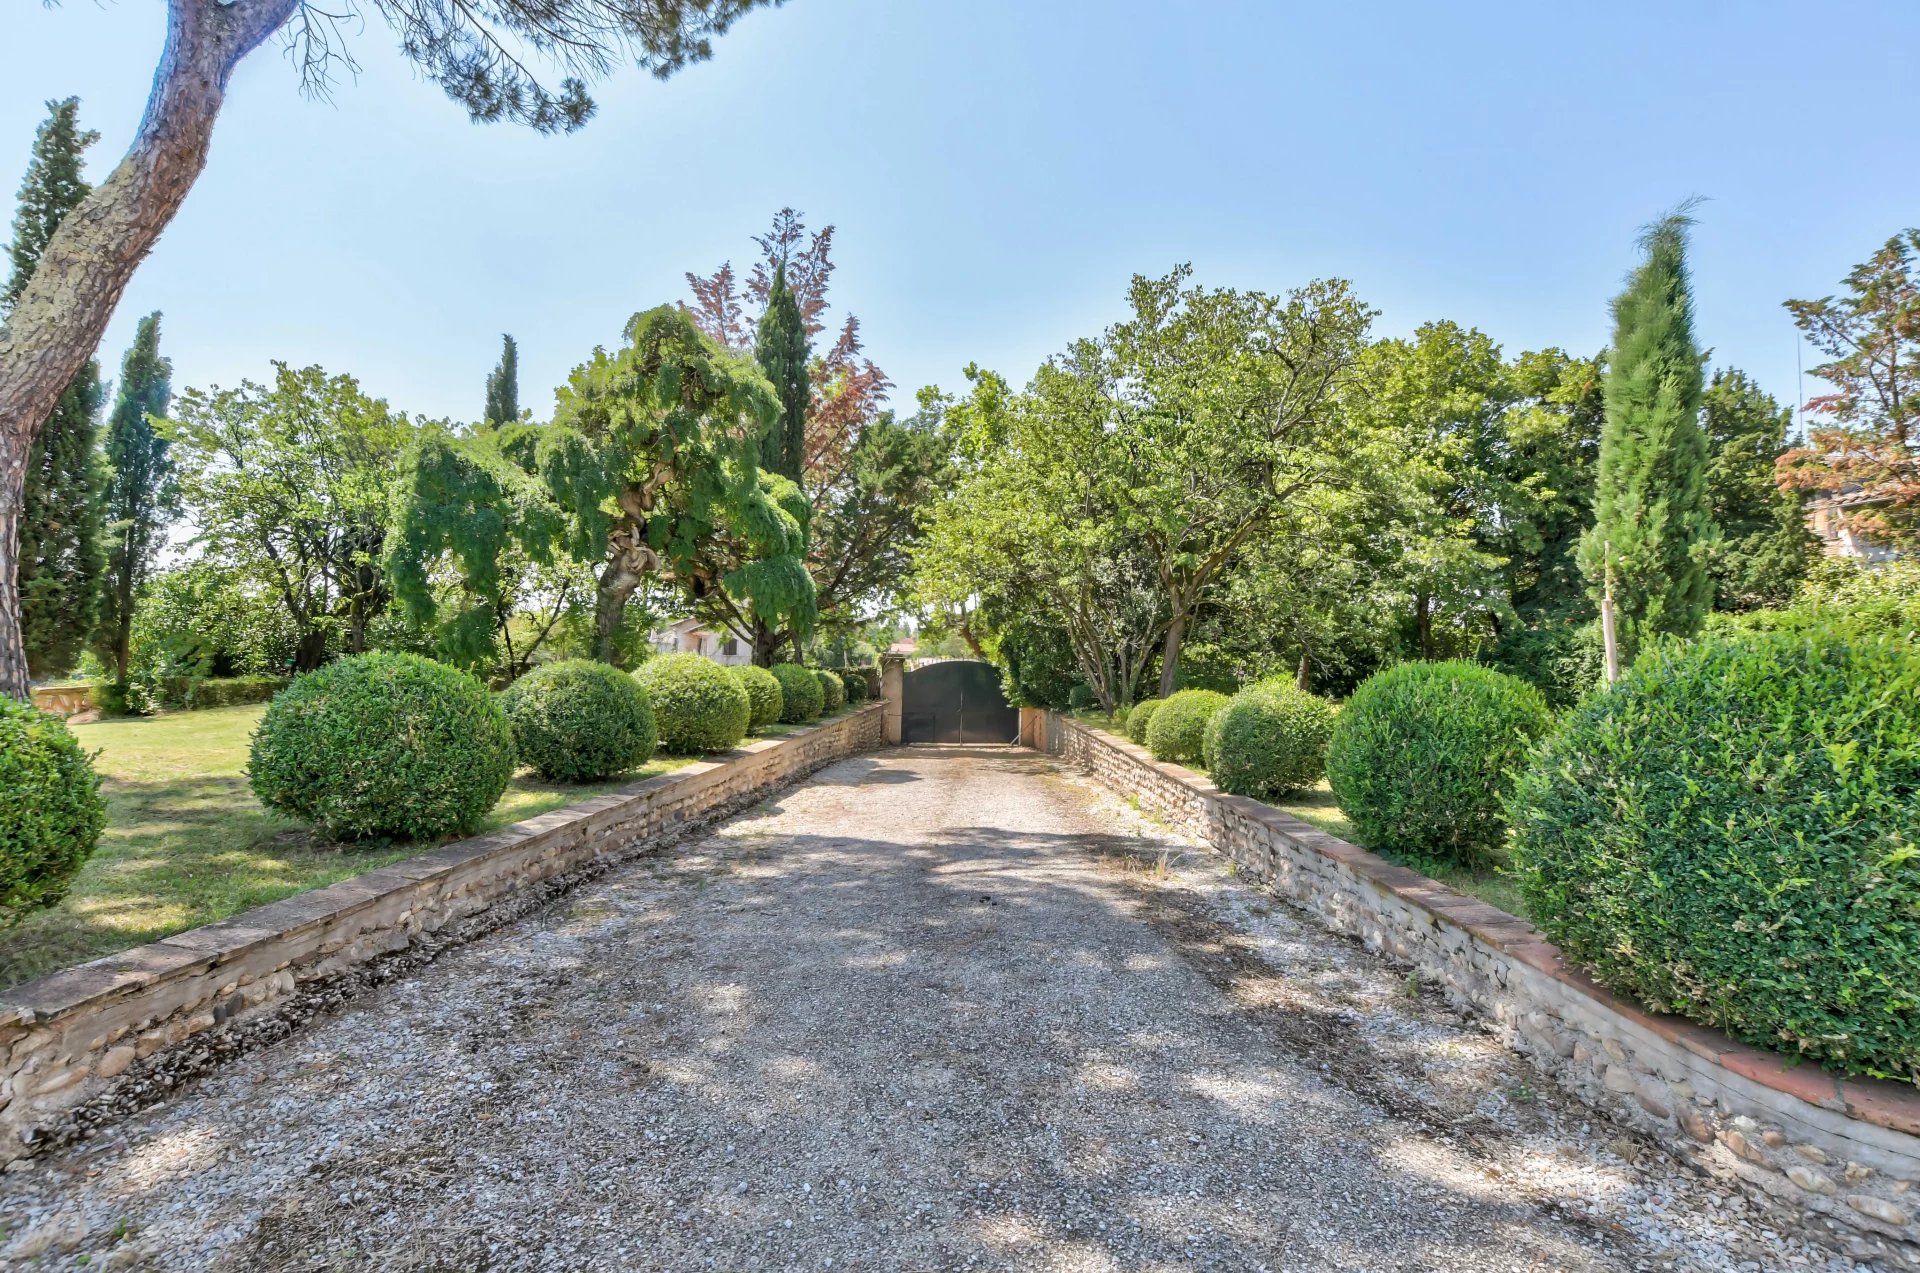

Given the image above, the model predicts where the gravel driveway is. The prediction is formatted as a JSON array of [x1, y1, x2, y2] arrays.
[[0, 747, 1875, 1271]]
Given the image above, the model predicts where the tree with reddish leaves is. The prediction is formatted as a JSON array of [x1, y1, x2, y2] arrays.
[[1778, 229, 1920, 547], [683, 210, 936, 664]]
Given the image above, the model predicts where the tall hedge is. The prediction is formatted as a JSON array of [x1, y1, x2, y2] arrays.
[[1326, 661, 1552, 863], [815, 667, 845, 713], [0, 698, 106, 924], [635, 653, 751, 753], [1508, 630, 1920, 1080], [1125, 698, 1164, 745], [772, 663, 823, 724], [1145, 689, 1228, 765], [730, 663, 784, 729], [248, 652, 514, 841], [500, 659, 657, 782], [1203, 683, 1334, 800]]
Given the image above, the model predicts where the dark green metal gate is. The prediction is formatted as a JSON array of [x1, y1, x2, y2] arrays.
[[901, 660, 1017, 744]]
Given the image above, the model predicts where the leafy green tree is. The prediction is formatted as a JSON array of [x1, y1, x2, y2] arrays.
[[1578, 212, 1717, 659], [1702, 368, 1814, 610], [483, 333, 519, 427], [387, 306, 815, 667], [915, 367, 1166, 711], [5, 98, 107, 680], [756, 264, 810, 480], [166, 363, 414, 670], [1778, 229, 1920, 546], [0, 0, 777, 699], [94, 312, 177, 681], [1098, 267, 1377, 694]]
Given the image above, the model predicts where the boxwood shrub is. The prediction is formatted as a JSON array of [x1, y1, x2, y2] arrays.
[[1203, 682, 1335, 800], [635, 653, 751, 753], [1145, 689, 1229, 765], [730, 664, 784, 729], [1508, 630, 1920, 1080], [1326, 660, 1552, 863], [772, 663, 823, 724], [500, 659, 657, 782], [248, 652, 514, 841], [1124, 698, 1164, 745], [841, 668, 872, 704], [0, 698, 106, 924], [815, 668, 846, 714]]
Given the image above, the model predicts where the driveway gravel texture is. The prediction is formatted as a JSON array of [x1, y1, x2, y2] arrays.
[[0, 746, 1881, 1272]]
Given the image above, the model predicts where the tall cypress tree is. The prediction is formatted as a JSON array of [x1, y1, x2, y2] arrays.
[[755, 263, 810, 480], [5, 98, 106, 679], [95, 312, 177, 680], [1578, 211, 1717, 660], [483, 333, 519, 426]]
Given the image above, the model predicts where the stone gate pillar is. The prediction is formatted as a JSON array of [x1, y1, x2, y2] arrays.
[[880, 653, 905, 745]]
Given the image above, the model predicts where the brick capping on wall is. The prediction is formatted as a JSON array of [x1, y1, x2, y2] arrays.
[[1024, 709, 1920, 1267], [0, 703, 886, 1165]]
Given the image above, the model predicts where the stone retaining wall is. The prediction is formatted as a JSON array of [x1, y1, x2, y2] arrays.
[[1026, 709, 1920, 1268], [0, 704, 886, 1164]]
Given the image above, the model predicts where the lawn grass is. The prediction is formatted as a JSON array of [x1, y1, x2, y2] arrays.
[[1270, 780, 1530, 921], [0, 703, 744, 989]]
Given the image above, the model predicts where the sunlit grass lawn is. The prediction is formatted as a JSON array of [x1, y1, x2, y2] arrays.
[[0, 703, 731, 989]]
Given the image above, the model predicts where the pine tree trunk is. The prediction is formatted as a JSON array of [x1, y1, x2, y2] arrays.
[[0, 466, 23, 695], [0, 0, 295, 699]]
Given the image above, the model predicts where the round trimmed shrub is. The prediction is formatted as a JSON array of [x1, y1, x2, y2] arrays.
[[1145, 689, 1229, 765], [1508, 630, 1920, 1080], [841, 669, 871, 704], [249, 652, 514, 841], [729, 664, 784, 729], [635, 653, 751, 754], [1203, 683, 1335, 800], [1326, 660, 1552, 862], [815, 668, 846, 714], [499, 659, 657, 782], [0, 698, 106, 924], [1125, 698, 1164, 745], [771, 663, 823, 724]]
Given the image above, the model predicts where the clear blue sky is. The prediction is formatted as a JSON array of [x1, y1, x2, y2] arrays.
[[5, 1, 1916, 428]]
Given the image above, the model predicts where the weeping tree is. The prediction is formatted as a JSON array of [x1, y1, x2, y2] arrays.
[[0, 0, 779, 699], [387, 306, 815, 668]]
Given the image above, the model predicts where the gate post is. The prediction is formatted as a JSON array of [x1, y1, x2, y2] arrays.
[[880, 653, 905, 744]]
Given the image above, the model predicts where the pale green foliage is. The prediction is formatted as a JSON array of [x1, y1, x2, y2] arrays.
[[387, 307, 815, 667], [166, 364, 415, 669]]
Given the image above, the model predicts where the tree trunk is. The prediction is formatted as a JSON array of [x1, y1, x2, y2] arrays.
[[0, 0, 295, 698], [594, 560, 644, 665], [750, 620, 786, 667], [293, 627, 328, 673], [1415, 593, 1432, 660], [1296, 648, 1311, 693], [1157, 609, 1187, 698]]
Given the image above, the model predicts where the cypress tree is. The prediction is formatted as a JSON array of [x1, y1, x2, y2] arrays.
[[1701, 368, 1813, 611], [95, 312, 177, 680], [1578, 211, 1717, 661], [755, 263, 810, 480], [483, 333, 519, 426], [5, 99, 106, 679]]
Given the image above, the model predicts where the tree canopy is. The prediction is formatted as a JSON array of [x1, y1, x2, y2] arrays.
[[387, 305, 815, 667]]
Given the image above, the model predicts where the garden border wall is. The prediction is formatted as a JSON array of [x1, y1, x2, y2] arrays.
[[0, 703, 885, 1164], [1024, 709, 1920, 1268]]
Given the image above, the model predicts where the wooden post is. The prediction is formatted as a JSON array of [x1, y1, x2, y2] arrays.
[[1600, 541, 1621, 686]]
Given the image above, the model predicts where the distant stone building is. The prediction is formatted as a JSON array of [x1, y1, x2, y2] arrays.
[[1807, 490, 1905, 563], [650, 617, 751, 665]]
